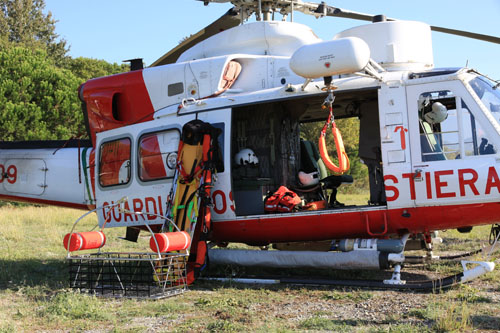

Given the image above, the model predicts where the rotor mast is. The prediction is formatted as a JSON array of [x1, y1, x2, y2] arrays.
[[249, 0, 289, 22], [204, 0, 322, 22]]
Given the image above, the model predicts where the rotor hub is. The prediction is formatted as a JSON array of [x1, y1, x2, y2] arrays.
[[203, 0, 322, 21]]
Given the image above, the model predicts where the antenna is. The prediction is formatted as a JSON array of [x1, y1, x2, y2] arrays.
[[123, 58, 144, 71]]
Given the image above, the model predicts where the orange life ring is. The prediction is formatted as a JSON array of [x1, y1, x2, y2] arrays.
[[319, 122, 350, 175]]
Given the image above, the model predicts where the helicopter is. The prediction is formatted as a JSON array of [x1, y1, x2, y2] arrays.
[[1, 0, 500, 289]]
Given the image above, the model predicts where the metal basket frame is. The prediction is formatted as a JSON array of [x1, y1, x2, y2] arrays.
[[68, 251, 188, 299], [66, 199, 189, 299]]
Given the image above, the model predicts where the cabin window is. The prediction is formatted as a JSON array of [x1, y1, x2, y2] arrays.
[[99, 138, 131, 187], [168, 82, 184, 97], [211, 122, 225, 173], [418, 90, 495, 162], [469, 77, 500, 124], [138, 129, 180, 181], [463, 105, 496, 156]]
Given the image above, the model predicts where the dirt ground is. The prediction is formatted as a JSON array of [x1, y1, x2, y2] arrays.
[[140, 245, 500, 332]]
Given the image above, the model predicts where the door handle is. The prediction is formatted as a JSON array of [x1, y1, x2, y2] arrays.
[[413, 169, 423, 181]]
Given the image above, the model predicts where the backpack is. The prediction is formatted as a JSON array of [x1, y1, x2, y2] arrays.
[[264, 186, 301, 213]]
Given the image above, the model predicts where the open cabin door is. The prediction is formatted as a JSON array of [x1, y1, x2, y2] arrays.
[[406, 80, 499, 208], [377, 84, 413, 209], [196, 109, 235, 221]]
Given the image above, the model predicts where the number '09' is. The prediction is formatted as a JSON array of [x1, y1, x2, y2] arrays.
[[0, 164, 17, 184]]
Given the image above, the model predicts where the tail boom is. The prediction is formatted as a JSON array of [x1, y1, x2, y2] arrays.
[[0, 141, 92, 210]]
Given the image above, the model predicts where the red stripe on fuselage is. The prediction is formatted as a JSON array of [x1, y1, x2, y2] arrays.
[[210, 202, 500, 245], [0, 194, 88, 210], [81, 70, 155, 146]]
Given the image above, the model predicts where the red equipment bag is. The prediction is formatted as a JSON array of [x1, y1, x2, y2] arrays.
[[264, 186, 301, 213]]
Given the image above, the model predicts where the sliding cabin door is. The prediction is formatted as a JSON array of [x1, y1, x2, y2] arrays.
[[197, 109, 235, 221]]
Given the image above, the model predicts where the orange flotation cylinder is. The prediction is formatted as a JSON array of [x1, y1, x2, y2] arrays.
[[63, 231, 106, 251], [150, 231, 191, 253], [319, 114, 350, 175]]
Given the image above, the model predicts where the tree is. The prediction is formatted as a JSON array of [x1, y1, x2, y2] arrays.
[[0, 46, 83, 140], [0, 1, 129, 142], [0, 5, 8, 45], [0, 0, 68, 64], [301, 118, 369, 193], [66, 57, 129, 82]]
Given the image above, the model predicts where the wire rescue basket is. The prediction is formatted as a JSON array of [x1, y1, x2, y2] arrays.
[[68, 252, 188, 299]]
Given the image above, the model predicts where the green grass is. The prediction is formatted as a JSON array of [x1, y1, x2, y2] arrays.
[[0, 204, 499, 331], [299, 316, 352, 331], [337, 192, 370, 206]]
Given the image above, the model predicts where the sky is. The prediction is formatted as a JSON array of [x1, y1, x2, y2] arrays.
[[44, 0, 500, 79]]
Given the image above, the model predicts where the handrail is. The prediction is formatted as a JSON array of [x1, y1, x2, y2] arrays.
[[365, 212, 388, 237]]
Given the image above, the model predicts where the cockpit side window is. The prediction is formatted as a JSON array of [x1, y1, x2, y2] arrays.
[[138, 130, 180, 182], [99, 138, 131, 187], [469, 77, 500, 116], [463, 103, 496, 156], [418, 90, 496, 162], [418, 91, 454, 161]]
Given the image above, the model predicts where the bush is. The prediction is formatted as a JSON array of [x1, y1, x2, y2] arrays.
[[0, 46, 84, 140]]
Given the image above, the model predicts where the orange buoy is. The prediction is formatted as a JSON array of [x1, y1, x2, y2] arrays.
[[63, 231, 106, 251], [150, 231, 191, 253]]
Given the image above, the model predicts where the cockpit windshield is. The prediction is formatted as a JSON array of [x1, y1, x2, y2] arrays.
[[468, 76, 500, 126]]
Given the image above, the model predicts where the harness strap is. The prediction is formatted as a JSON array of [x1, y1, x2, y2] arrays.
[[165, 120, 221, 284]]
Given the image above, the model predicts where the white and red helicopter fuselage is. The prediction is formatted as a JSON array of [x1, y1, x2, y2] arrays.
[[1, 20, 500, 248]]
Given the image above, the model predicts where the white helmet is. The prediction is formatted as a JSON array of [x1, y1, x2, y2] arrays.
[[424, 102, 448, 124], [235, 148, 259, 166], [298, 171, 319, 186]]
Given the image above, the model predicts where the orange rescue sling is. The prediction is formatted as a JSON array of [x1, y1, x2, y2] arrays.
[[318, 103, 350, 175]]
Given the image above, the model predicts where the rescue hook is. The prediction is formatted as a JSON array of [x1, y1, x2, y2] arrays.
[[318, 86, 350, 175]]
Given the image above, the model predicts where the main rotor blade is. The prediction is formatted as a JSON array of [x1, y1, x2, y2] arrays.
[[150, 7, 240, 67], [430, 26, 500, 44], [323, 5, 500, 44], [322, 5, 377, 22]]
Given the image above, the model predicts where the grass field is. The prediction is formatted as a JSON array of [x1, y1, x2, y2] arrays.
[[0, 204, 499, 332]]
